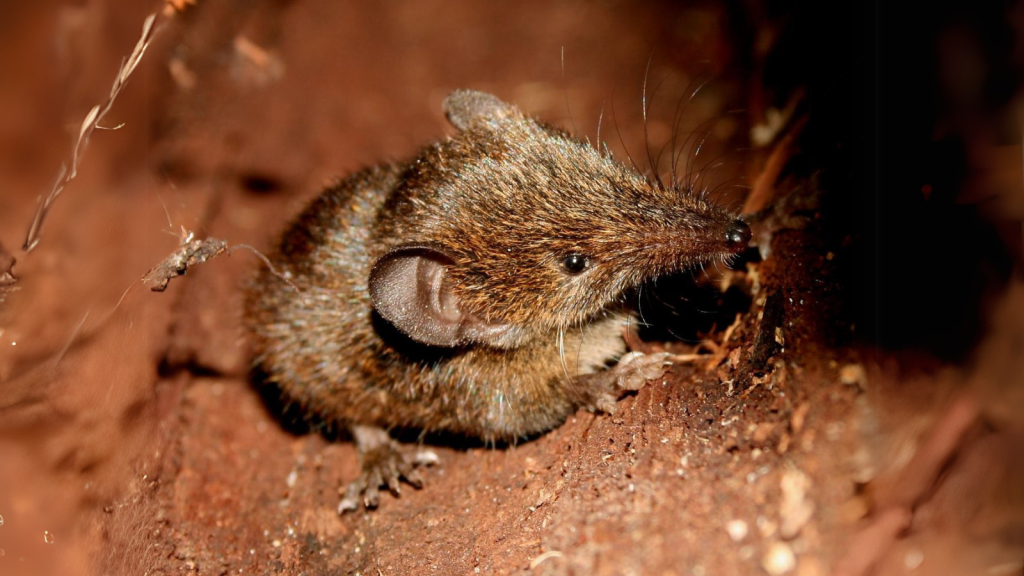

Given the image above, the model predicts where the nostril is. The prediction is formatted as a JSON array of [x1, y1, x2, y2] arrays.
[[725, 220, 752, 251]]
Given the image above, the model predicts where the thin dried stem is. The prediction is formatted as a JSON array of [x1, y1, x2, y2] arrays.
[[23, 10, 168, 253]]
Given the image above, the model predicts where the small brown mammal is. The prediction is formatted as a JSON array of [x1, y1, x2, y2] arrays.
[[246, 90, 751, 512]]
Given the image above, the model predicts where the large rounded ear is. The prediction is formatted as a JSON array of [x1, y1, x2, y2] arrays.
[[368, 245, 516, 348], [443, 90, 517, 132]]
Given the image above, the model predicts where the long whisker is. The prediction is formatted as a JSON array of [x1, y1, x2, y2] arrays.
[[625, 308, 634, 351], [642, 57, 666, 191], [558, 324, 571, 383], [560, 47, 579, 137], [575, 317, 587, 378], [670, 78, 710, 188], [610, 98, 641, 176], [636, 284, 649, 329], [683, 122, 716, 191]]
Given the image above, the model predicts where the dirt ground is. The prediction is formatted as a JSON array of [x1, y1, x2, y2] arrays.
[[1, 1, 1022, 575]]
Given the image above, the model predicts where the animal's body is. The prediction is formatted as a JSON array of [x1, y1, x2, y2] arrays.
[[246, 90, 750, 511]]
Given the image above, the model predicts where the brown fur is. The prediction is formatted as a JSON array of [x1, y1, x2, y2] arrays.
[[246, 90, 747, 448]]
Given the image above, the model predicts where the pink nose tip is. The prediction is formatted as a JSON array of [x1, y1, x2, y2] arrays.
[[725, 220, 751, 252]]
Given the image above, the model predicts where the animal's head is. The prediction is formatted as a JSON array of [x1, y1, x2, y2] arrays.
[[369, 90, 750, 349]]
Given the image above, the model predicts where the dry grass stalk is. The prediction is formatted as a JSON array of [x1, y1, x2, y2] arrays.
[[23, 9, 168, 253]]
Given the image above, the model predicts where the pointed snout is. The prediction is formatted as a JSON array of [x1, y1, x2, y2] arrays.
[[724, 219, 751, 253]]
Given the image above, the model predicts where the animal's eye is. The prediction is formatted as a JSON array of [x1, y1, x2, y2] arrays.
[[561, 253, 589, 275]]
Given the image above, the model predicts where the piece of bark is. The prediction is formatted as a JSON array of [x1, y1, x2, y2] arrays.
[[142, 230, 228, 292]]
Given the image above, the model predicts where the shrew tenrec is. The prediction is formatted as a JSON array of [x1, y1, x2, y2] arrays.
[[246, 90, 751, 512]]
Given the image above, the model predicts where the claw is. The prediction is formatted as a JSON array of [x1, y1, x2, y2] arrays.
[[596, 395, 618, 414], [405, 468, 424, 489], [385, 470, 402, 496], [364, 482, 381, 509], [338, 498, 358, 514], [338, 482, 362, 514]]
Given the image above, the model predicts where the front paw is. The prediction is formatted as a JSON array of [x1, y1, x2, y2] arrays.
[[615, 351, 671, 391], [583, 351, 672, 414]]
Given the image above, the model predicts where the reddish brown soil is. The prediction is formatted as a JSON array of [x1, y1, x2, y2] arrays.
[[0, 2, 1021, 576]]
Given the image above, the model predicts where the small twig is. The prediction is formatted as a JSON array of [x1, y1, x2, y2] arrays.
[[141, 230, 303, 301], [744, 291, 784, 374], [702, 313, 743, 372], [742, 114, 809, 216], [665, 353, 711, 363], [142, 228, 227, 292], [664, 314, 744, 366]]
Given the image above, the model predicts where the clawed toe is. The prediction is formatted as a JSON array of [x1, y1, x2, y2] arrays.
[[338, 477, 366, 514]]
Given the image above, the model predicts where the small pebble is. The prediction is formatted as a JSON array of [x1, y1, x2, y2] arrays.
[[904, 549, 924, 570], [839, 363, 866, 389], [762, 542, 796, 575], [726, 520, 748, 542]]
